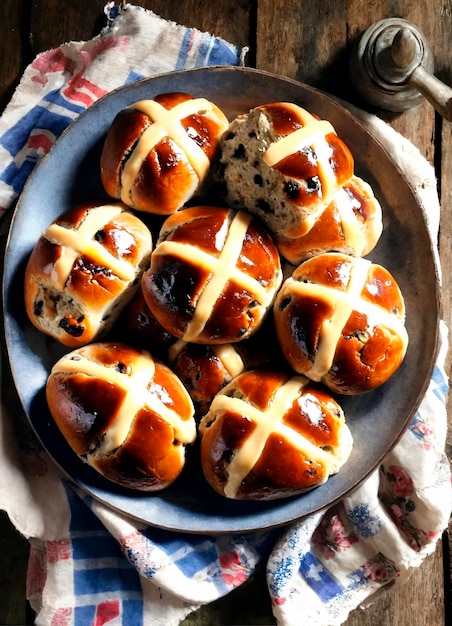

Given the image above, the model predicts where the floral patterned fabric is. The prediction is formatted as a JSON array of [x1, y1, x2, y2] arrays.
[[269, 325, 451, 625]]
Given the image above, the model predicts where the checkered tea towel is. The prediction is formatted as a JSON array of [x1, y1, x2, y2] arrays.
[[0, 3, 450, 625]]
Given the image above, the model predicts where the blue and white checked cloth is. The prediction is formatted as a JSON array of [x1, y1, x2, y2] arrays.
[[0, 4, 450, 625]]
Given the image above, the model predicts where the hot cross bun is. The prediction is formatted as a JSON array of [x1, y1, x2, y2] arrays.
[[24, 201, 152, 347], [199, 369, 352, 500], [275, 175, 383, 265], [100, 92, 229, 215], [46, 342, 196, 491], [219, 101, 354, 236], [273, 252, 409, 394], [141, 205, 282, 344]]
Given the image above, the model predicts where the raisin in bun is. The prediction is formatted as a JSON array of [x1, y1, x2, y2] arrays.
[[276, 175, 383, 265], [141, 206, 282, 344], [24, 202, 152, 348], [168, 341, 245, 416], [46, 342, 196, 491], [219, 102, 354, 236], [100, 92, 229, 215], [199, 370, 352, 500], [274, 253, 409, 395], [121, 287, 177, 357]]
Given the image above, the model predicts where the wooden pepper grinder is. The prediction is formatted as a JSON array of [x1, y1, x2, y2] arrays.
[[350, 17, 452, 121]]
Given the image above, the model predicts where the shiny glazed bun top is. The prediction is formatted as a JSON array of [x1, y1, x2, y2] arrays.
[[219, 101, 355, 236], [24, 201, 153, 348], [100, 92, 229, 215], [199, 369, 353, 500], [274, 253, 409, 394], [167, 316, 284, 416], [275, 175, 383, 265], [141, 206, 282, 344], [46, 342, 196, 491]]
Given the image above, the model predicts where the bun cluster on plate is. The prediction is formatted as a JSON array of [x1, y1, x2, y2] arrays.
[[23, 93, 408, 499]]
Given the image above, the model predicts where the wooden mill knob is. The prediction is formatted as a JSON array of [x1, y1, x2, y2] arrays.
[[350, 18, 452, 120]]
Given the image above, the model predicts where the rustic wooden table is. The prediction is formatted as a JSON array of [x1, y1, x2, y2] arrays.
[[0, 1, 451, 624]]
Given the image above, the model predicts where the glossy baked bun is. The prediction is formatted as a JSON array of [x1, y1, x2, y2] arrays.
[[168, 317, 284, 415], [168, 341, 245, 417], [100, 92, 229, 215], [46, 342, 196, 491], [274, 253, 408, 394], [121, 287, 177, 357], [276, 175, 383, 265], [24, 202, 153, 348], [199, 370, 352, 500], [219, 102, 354, 235], [141, 206, 282, 344]]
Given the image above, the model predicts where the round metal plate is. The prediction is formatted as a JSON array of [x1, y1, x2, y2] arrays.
[[2, 67, 439, 534]]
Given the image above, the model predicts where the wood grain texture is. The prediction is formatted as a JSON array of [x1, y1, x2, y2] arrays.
[[28, 0, 251, 54], [149, 0, 251, 49], [0, 0, 27, 112], [0, 1, 449, 625], [0, 512, 30, 625], [29, 0, 107, 53]]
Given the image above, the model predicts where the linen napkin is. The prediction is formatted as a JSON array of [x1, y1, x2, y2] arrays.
[[0, 3, 450, 626]]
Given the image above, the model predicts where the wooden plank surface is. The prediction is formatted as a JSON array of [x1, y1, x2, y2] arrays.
[[0, 0, 26, 112], [0, 1, 450, 624]]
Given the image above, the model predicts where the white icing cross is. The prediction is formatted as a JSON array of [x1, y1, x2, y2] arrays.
[[52, 351, 196, 455], [332, 185, 366, 253], [120, 98, 222, 204], [209, 375, 334, 498], [263, 103, 339, 209], [45, 205, 136, 290], [154, 211, 277, 342]]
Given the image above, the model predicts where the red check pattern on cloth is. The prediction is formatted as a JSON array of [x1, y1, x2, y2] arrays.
[[0, 4, 450, 626], [23, 475, 272, 625], [26, 485, 145, 625]]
